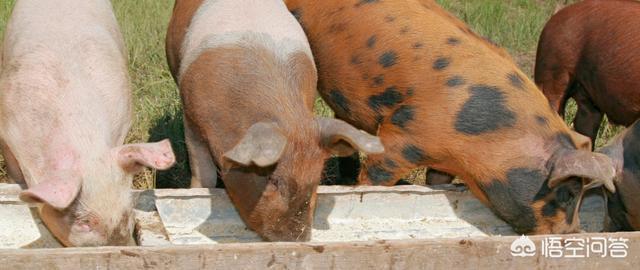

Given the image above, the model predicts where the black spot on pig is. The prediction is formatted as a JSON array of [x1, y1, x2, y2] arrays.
[[367, 35, 377, 48], [447, 37, 461, 45], [368, 86, 403, 111], [508, 72, 525, 90], [402, 145, 428, 164], [400, 26, 410, 34], [356, 0, 379, 7], [379, 51, 398, 68], [329, 89, 351, 114], [413, 42, 424, 49], [535, 116, 548, 126], [481, 168, 544, 233], [446, 76, 465, 87], [391, 105, 415, 129], [455, 85, 516, 135], [372, 75, 384, 87], [507, 168, 546, 199], [351, 55, 363, 65], [367, 164, 393, 184], [384, 15, 396, 22], [533, 179, 552, 201], [542, 201, 557, 217], [384, 158, 398, 169], [433, 57, 450, 70]]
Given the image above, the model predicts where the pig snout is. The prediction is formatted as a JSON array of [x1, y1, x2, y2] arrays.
[[39, 203, 135, 247]]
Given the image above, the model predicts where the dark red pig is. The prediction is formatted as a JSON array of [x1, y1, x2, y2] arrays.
[[535, 0, 640, 145]]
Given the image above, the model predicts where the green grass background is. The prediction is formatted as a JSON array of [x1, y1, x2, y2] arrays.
[[0, 0, 622, 187]]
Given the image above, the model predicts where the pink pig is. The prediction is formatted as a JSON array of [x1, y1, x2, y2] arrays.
[[0, 0, 175, 246]]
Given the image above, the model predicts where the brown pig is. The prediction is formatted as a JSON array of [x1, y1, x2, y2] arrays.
[[285, 0, 616, 234], [535, 0, 640, 146], [0, 0, 176, 246], [166, 0, 383, 241], [598, 120, 640, 231]]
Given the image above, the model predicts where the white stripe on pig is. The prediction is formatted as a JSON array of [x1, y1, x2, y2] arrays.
[[178, 0, 313, 78]]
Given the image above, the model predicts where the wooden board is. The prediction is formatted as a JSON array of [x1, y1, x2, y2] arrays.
[[0, 232, 638, 269], [0, 184, 611, 248]]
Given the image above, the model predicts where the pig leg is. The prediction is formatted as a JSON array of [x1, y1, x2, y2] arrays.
[[184, 119, 218, 188], [572, 85, 603, 149], [0, 139, 25, 187], [356, 131, 424, 186], [426, 169, 454, 185], [537, 70, 572, 117]]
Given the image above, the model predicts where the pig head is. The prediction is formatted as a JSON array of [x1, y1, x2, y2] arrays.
[[285, 0, 616, 234], [0, 0, 176, 246], [218, 118, 383, 241], [167, 0, 384, 241], [598, 120, 640, 231]]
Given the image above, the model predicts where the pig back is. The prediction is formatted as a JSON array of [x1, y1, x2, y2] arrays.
[[0, 0, 133, 182], [0, 0, 131, 141], [177, 0, 313, 78]]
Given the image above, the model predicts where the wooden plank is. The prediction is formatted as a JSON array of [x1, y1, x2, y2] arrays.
[[0, 232, 638, 269], [1, 184, 611, 247]]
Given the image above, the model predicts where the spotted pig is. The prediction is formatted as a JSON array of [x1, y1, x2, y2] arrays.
[[535, 0, 640, 146], [286, 0, 616, 234], [166, 0, 383, 241]]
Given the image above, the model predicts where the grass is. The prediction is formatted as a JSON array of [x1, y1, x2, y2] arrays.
[[110, 0, 188, 188], [0, 0, 623, 187]]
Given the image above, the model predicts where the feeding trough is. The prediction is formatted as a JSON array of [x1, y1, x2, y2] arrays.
[[1, 183, 638, 269]]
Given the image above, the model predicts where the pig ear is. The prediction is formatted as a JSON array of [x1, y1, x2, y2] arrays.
[[317, 117, 385, 157], [19, 177, 81, 210], [116, 139, 176, 173], [548, 150, 616, 193], [223, 122, 287, 167], [569, 130, 592, 150]]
